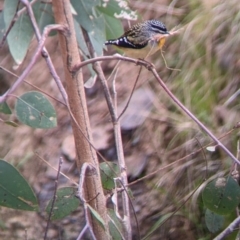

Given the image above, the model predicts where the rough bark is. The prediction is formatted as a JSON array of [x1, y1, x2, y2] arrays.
[[52, 1, 109, 239]]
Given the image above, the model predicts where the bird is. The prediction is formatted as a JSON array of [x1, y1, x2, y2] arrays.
[[105, 19, 169, 59]]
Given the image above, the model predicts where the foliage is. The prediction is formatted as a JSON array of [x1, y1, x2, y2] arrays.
[[204, 209, 224, 233], [100, 162, 120, 190], [2, 0, 136, 64], [46, 187, 80, 220], [201, 177, 240, 233], [202, 177, 240, 216], [0, 159, 38, 211], [0, 0, 136, 239], [1, 0, 240, 239], [15, 91, 57, 129]]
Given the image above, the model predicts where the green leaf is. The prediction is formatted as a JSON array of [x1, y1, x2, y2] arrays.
[[71, 0, 100, 32], [87, 203, 105, 230], [73, 18, 98, 87], [205, 209, 224, 233], [88, 15, 105, 56], [73, 18, 90, 58], [108, 209, 124, 240], [0, 159, 38, 211], [15, 91, 57, 129], [72, 0, 104, 56], [46, 187, 80, 220], [100, 14, 123, 40], [100, 162, 120, 190], [37, 2, 55, 35], [202, 177, 240, 215], [0, 102, 12, 114], [3, 0, 34, 64]]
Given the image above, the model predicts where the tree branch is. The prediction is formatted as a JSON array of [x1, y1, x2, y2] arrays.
[[76, 55, 240, 165], [51, 0, 109, 238], [0, 24, 65, 104], [93, 61, 132, 239], [213, 215, 240, 240]]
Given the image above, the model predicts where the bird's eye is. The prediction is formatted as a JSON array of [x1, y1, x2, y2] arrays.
[[150, 21, 167, 34]]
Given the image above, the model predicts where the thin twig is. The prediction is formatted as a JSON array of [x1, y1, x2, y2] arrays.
[[142, 180, 204, 240], [118, 179, 141, 240], [128, 128, 236, 187], [77, 163, 98, 240], [149, 67, 240, 165], [92, 61, 132, 239], [20, 0, 68, 104], [73, 54, 145, 71], [76, 224, 88, 240], [18, 1, 120, 181], [213, 215, 240, 240], [44, 157, 63, 240], [112, 67, 119, 111], [118, 66, 143, 120], [0, 24, 65, 104], [92, 62, 117, 121], [21, 1, 120, 183], [75, 55, 240, 165], [35, 152, 78, 186], [194, 137, 208, 180], [0, 66, 66, 106]]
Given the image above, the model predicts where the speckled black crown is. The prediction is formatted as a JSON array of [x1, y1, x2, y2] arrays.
[[147, 19, 168, 34]]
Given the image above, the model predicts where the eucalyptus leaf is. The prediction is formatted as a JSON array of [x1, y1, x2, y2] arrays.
[[0, 102, 12, 114], [202, 177, 240, 215], [73, 18, 90, 58], [72, 0, 105, 56], [88, 15, 105, 56], [100, 162, 120, 190], [71, 0, 100, 32], [108, 209, 124, 240], [205, 209, 224, 233], [100, 14, 123, 40], [0, 159, 38, 211], [15, 91, 57, 129], [46, 187, 80, 220], [3, 0, 34, 64], [87, 203, 105, 230], [37, 2, 55, 35]]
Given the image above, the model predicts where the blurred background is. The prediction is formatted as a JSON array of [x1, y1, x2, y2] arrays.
[[0, 0, 240, 239]]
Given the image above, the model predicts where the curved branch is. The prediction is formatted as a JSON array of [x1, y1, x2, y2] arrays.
[[76, 55, 240, 165], [0, 24, 65, 104]]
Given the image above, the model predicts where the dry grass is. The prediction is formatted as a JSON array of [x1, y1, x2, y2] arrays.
[[129, 0, 240, 238], [1, 0, 240, 239]]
